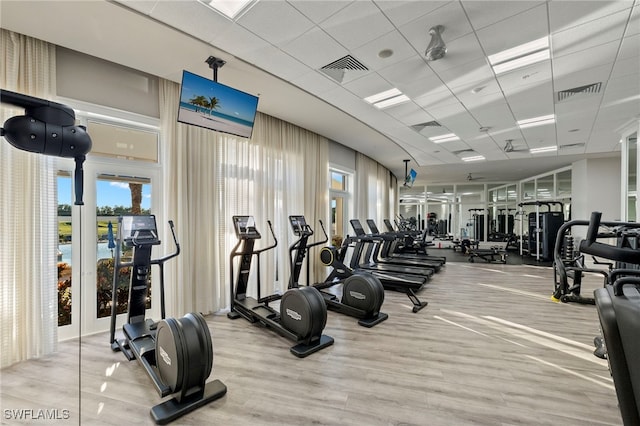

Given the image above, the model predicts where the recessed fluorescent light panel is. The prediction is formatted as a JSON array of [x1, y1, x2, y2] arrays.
[[429, 133, 460, 143], [364, 88, 410, 109], [461, 155, 485, 162], [529, 145, 558, 154], [199, 0, 258, 20], [517, 114, 555, 129], [488, 37, 550, 74]]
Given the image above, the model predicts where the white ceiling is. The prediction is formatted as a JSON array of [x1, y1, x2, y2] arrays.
[[2, 1, 638, 185]]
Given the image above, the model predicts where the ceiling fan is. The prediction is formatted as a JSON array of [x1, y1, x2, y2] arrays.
[[503, 139, 529, 153], [466, 173, 485, 181]]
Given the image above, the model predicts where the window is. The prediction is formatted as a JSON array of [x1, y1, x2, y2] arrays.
[[329, 168, 352, 247]]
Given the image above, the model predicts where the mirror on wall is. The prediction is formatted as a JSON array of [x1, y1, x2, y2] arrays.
[[627, 132, 637, 221]]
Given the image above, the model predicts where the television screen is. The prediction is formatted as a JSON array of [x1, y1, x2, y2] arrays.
[[177, 70, 259, 139]]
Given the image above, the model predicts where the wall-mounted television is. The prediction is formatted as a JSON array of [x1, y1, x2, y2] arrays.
[[177, 70, 259, 139]]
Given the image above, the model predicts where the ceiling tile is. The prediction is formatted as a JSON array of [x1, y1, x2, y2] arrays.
[[507, 82, 555, 119], [611, 55, 640, 79], [462, 1, 544, 30], [377, 56, 447, 99], [552, 9, 630, 57], [553, 63, 617, 93], [619, 33, 640, 59], [475, 4, 549, 55], [519, 124, 558, 147], [552, 40, 619, 79], [145, 1, 234, 43], [117, 0, 159, 15], [397, 2, 474, 52], [497, 61, 552, 94], [248, 46, 311, 82], [237, 1, 315, 46], [350, 30, 418, 73], [432, 57, 495, 91], [290, 70, 342, 96], [342, 72, 396, 99], [375, 1, 448, 28], [468, 102, 516, 132], [210, 20, 272, 58], [549, 1, 634, 33], [319, 1, 396, 50], [280, 26, 348, 69], [288, 0, 353, 24]]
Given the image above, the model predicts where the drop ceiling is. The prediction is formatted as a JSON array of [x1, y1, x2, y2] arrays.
[[1, 0, 638, 185]]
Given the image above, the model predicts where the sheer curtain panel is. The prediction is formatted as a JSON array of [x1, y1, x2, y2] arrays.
[[160, 80, 329, 315], [0, 30, 58, 367]]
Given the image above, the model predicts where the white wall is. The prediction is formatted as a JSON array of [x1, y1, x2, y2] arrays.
[[572, 157, 621, 231], [328, 140, 355, 171]]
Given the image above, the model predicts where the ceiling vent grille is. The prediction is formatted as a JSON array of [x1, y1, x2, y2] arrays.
[[321, 55, 368, 71], [556, 82, 602, 102], [320, 55, 368, 83], [411, 120, 441, 132]]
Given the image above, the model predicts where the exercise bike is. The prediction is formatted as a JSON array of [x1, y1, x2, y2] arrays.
[[109, 215, 226, 425], [288, 215, 387, 327], [228, 216, 334, 357]]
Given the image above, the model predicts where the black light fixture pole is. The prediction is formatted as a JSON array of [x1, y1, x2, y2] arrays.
[[205, 56, 226, 82], [404, 159, 410, 180]]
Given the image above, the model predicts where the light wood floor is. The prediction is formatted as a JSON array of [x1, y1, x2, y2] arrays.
[[1, 260, 622, 425]]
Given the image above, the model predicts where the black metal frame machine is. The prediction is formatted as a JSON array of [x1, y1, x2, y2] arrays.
[[109, 215, 226, 424], [288, 215, 388, 327], [582, 212, 640, 425], [322, 222, 429, 313], [228, 216, 334, 357]]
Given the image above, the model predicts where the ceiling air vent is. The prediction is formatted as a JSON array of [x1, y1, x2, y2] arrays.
[[411, 120, 441, 132], [556, 82, 602, 102], [320, 55, 368, 83]]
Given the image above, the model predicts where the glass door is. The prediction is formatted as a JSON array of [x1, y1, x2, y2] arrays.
[[57, 160, 160, 337]]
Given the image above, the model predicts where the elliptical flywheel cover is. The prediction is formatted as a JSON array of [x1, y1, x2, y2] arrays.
[[280, 287, 327, 340], [342, 274, 384, 314], [155, 312, 213, 398]]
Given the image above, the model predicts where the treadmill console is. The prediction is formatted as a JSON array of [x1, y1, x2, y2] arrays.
[[289, 215, 308, 236], [366, 219, 380, 235], [121, 215, 160, 247], [233, 216, 261, 239], [349, 219, 366, 237]]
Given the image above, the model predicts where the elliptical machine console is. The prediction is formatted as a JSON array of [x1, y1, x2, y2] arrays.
[[288, 215, 388, 327], [109, 215, 226, 424], [228, 216, 334, 357]]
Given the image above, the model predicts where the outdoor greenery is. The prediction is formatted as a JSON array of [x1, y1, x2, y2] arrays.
[[57, 182, 150, 324]]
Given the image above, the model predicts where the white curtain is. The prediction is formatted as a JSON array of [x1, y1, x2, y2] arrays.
[[0, 30, 58, 367], [355, 152, 396, 228], [160, 80, 329, 316]]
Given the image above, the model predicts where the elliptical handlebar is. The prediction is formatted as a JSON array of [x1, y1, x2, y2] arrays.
[[307, 219, 329, 249], [255, 220, 278, 254], [151, 220, 181, 266]]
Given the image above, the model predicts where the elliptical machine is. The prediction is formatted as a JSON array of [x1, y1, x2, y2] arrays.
[[109, 215, 226, 425], [228, 216, 334, 357], [288, 215, 387, 327]]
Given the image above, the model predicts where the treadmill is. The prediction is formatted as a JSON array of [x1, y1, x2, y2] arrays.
[[323, 233, 429, 313], [365, 219, 444, 272], [382, 219, 447, 264], [349, 220, 434, 279]]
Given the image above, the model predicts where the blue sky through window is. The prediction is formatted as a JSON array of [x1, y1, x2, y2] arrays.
[[58, 177, 151, 209]]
